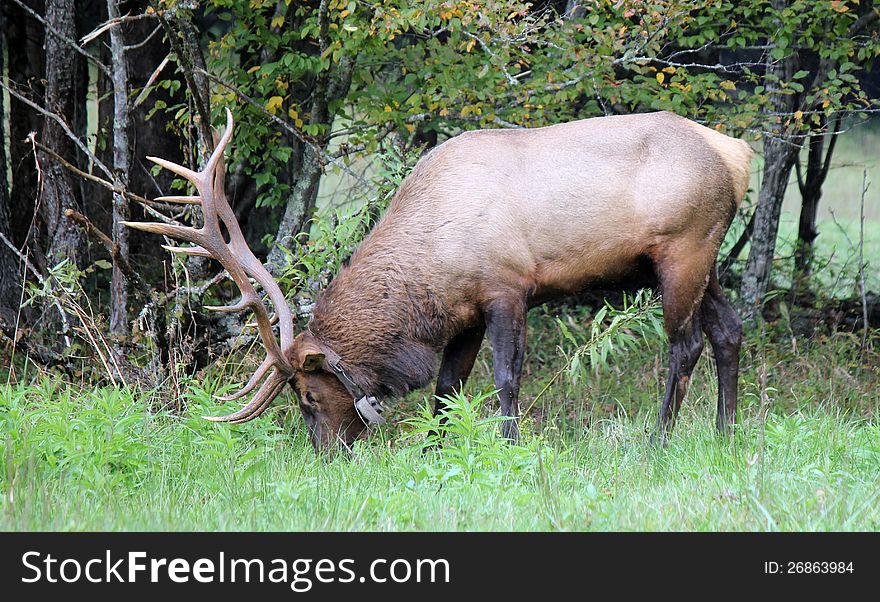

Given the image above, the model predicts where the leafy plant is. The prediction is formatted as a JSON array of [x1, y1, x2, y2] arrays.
[[523, 290, 664, 419], [402, 389, 567, 488]]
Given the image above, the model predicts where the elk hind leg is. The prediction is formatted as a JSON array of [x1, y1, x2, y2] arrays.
[[699, 269, 742, 433]]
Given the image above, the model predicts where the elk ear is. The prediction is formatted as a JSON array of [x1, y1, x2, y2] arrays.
[[295, 339, 326, 372], [301, 351, 326, 372]]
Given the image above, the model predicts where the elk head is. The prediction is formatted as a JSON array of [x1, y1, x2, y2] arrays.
[[124, 109, 376, 452]]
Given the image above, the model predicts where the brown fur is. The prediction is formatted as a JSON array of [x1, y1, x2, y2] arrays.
[[289, 111, 753, 450]]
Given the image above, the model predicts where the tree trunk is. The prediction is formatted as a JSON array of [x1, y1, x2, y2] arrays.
[[156, 6, 214, 282], [792, 116, 839, 290], [739, 3, 799, 318], [266, 145, 323, 271], [38, 0, 85, 269], [0, 15, 22, 328], [125, 0, 185, 276], [107, 0, 132, 337], [6, 0, 44, 252], [266, 56, 354, 272], [740, 134, 798, 315]]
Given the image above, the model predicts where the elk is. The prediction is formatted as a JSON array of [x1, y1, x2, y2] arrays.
[[127, 108, 752, 452]]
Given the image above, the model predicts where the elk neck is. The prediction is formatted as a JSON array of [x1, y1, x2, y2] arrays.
[[306, 228, 450, 400]]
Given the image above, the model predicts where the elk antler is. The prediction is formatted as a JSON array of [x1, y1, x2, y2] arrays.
[[123, 108, 296, 423]]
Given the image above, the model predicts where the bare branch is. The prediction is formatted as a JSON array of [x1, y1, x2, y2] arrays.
[[463, 31, 520, 87], [133, 54, 171, 108], [329, 113, 431, 158], [858, 170, 870, 351], [31, 138, 154, 207], [80, 11, 157, 46], [124, 24, 163, 52]]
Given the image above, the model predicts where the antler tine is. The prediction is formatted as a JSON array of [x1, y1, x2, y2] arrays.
[[154, 195, 201, 205], [204, 368, 288, 423], [147, 156, 201, 187], [228, 376, 288, 424], [121, 221, 206, 246], [217, 356, 275, 402], [204, 296, 252, 313], [161, 244, 211, 257], [205, 108, 235, 179]]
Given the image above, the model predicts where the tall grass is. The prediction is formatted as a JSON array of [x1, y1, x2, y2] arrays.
[[2, 326, 878, 531]]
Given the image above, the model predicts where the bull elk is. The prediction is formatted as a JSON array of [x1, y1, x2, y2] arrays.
[[127, 108, 752, 452]]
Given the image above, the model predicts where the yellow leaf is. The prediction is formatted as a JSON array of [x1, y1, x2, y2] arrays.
[[662, 66, 676, 74], [405, 123, 415, 133], [247, 65, 260, 74], [439, 107, 449, 117], [339, 9, 350, 18], [384, 105, 392, 113], [271, 15, 285, 28], [719, 80, 736, 90], [288, 108, 298, 120], [265, 96, 284, 115], [794, 110, 803, 120], [655, 72, 665, 84], [822, 99, 831, 108]]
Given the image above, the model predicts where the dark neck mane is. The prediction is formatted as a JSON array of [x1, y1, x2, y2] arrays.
[[307, 236, 447, 399]]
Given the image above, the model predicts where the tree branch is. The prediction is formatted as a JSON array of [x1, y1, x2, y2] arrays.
[[819, 114, 843, 182], [64, 209, 152, 297]]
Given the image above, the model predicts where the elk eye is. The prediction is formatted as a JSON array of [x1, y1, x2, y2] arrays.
[[306, 392, 317, 405]]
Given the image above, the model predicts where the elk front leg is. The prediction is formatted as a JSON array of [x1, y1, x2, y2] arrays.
[[485, 297, 527, 442], [434, 325, 486, 416]]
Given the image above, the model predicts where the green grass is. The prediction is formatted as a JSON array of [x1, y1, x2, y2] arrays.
[[2, 321, 878, 532]]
